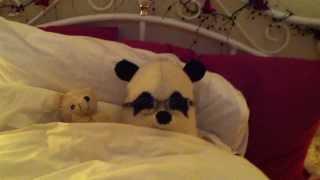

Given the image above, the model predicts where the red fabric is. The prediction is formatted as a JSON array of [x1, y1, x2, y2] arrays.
[[120, 39, 170, 53], [197, 54, 320, 180], [120, 40, 197, 61], [35, 0, 50, 6], [202, 0, 216, 13], [168, 45, 197, 61], [40, 25, 119, 41], [33, 27, 320, 179]]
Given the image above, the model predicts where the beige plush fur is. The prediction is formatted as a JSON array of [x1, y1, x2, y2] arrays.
[[60, 88, 98, 122], [120, 60, 199, 137]]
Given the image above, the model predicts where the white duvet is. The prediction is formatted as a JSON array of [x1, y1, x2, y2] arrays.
[[0, 17, 268, 179], [0, 82, 267, 180], [0, 122, 267, 180]]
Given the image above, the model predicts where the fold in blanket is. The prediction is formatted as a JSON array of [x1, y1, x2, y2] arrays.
[[0, 123, 268, 180], [0, 82, 264, 179]]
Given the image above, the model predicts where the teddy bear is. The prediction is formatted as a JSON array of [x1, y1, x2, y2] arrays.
[[59, 88, 98, 122], [59, 88, 122, 123], [114, 59, 206, 137]]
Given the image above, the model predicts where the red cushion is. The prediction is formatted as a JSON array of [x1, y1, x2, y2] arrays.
[[40, 25, 119, 41], [120, 39, 171, 53], [120, 40, 197, 61], [197, 54, 320, 180], [121, 40, 320, 180], [168, 45, 197, 61]]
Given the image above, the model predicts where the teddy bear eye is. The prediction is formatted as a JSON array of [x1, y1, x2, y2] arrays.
[[84, 96, 90, 102], [169, 91, 189, 116], [70, 104, 76, 110]]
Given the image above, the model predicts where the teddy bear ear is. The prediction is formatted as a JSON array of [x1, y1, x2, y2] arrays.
[[115, 59, 139, 82], [183, 60, 206, 82]]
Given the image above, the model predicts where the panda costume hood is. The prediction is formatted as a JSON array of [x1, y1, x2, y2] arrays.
[[115, 59, 206, 137]]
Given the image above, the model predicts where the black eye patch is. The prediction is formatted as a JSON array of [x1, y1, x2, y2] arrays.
[[130, 92, 154, 115], [169, 91, 189, 117]]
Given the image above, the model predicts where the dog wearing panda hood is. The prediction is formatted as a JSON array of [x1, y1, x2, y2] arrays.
[[115, 58, 206, 137]]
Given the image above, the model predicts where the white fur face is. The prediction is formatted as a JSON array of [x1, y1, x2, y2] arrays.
[[120, 61, 198, 136], [60, 88, 97, 122]]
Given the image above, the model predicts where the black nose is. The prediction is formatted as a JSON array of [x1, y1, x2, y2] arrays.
[[84, 96, 90, 102], [156, 111, 172, 125]]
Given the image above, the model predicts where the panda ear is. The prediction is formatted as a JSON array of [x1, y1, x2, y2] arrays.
[[183, 60, 206, 82], [115, 59, 139, 82]]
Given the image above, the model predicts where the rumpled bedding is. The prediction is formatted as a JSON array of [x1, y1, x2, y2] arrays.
[[0, 122, 267, 180], [0, 17, 267, 179], [0, 83, 267, 179], [0, 16, 250, 155]]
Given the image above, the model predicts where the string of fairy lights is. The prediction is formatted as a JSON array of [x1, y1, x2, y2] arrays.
[[0, 0, 319, 47], [0, 0, 49, 13], [162, 0, 320, 45]]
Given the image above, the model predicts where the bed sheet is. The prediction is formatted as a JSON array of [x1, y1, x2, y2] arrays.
[[0, 122, 268, 180], [0, 82, 267, 180]]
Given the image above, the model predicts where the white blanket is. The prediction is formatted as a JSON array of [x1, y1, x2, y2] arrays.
[[0, 122, 267, 180]]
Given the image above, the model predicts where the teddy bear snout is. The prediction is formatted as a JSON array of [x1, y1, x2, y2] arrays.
[[70, 104, 76, 110]]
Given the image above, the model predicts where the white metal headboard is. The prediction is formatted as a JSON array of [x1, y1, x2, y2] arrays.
[[15, 0, 317, 58], [38, 13, 268, 57]]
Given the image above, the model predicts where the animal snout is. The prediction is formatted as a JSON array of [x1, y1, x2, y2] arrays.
[[156, 111, 172, 125]]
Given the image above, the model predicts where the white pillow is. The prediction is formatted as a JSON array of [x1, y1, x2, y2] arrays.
[[0, 17, 249, 155], [195, 73, 249, 155]]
